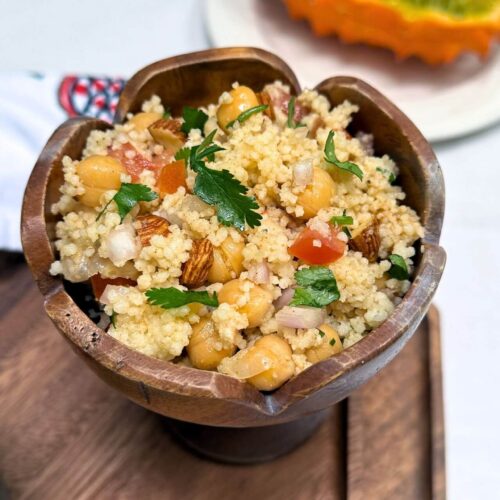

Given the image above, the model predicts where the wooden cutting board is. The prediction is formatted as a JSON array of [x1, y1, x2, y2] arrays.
[[0, 252, 445, 500]]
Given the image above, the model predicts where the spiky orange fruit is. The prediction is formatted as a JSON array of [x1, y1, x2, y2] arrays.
[[284, 0, 500, 64]]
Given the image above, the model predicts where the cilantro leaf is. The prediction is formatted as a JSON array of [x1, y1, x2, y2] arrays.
[[193, 165, 262, 230], [175, 147, 191, 161], [329, 338, 337, 346], [388, 254, 410, 280], [376, 167, 396, 184], [287, 96, 306, 129], [96, 183, 158, 222], [290, 266, 340, 308], [146, 287, 219, 309], [226, 105, 268, 128], [324, 131, 364, 181], [180, 132, 262, 230], [318, 329, 325, 338], [181, 106, 208, 135]]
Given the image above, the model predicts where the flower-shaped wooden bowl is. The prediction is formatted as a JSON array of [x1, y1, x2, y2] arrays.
[[21, 48, 445, 462]]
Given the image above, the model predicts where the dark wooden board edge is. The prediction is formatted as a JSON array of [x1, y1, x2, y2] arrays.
[[346, 305, 446, 500]]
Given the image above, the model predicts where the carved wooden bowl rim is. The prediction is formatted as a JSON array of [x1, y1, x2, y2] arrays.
[[21, 47, 445, 417]]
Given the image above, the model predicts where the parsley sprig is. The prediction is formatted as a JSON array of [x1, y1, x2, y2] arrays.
[[181, 106, 208, 135], [287, 96, 306, 129], [96, 183, 158, 222], [177, 130, 262, 230], [290, 266, 340, 308], [388, 254, 410, 280], [226, 104, 268, 129], [324, 131, 364, 181], [146, 287, 219, 309]]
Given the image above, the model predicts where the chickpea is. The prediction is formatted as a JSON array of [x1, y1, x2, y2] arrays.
[[127, 112, 163, 132], [76, 155, 125, 207], [305, 324, 343, 364], [218, 279, 273, 328], [187, 317, 235, 370], [246, 335, 295, 391], [296, 167, 336, 219], [217, 86, 260, 129], [207, 237, 244, 284]]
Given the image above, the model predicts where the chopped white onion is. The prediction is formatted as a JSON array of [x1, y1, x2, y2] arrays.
[[103, 224, 139, 267], [293, 158, 313, 186], [276, 306, 325, 329], [156, 209, 183, 227], [273, 287, 295, 311], [99, 284, 129, 306], [247, 262, 270, 284], [181, 194, 212, 214]]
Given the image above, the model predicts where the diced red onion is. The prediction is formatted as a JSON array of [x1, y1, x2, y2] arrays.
[[247, 262, 270, 284], [293, 159, 313, 186], [276, 306, 325, 329], [273, 287, 295, 311]]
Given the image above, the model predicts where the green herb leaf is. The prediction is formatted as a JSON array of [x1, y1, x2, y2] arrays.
[[175, 147, 191, 161], [163, 108, 171, 119], [181, 106, 208, 135], [342, 227, 352, 239], [388, 254, 410, 280], [181, 132, 261, 230], [331, 210, 353, 239], [226, 104, 268, 128], [329, 338, 336, 346], [318, 329, 325, 338], [376, 167, 396, 184], [146, 287, 219, 309], [287, 96, 307, 129], [194, 130, 225, 161], [96, 183, 158, 222], [193, 165, 262, 230], [330, 214, 354, 226], [324, 131, 364, 180], [110, 311, 117, 328], [290, 266, 340, 308]]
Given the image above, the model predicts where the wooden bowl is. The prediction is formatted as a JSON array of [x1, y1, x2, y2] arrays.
[[21, 48, 445, 461]]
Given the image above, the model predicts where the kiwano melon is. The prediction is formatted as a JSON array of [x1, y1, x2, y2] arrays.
[[284, 0, 500, 64]]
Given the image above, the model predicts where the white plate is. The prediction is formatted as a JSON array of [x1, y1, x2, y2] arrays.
[[205, 0, 500, 142]]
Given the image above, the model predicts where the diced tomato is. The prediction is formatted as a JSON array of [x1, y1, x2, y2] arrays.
[[90, 274, 137, 300], [109, 143, 170, 182], [157, 160, 187, 195], [289, 226, 346, 265]]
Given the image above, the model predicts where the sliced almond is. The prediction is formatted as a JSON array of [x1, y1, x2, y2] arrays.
[[181, 238, 214, 288], [257, 91, 275, 120], [135, 214, 170, 247], [148, 118, 186, 152], [348, 221, 381, 262]]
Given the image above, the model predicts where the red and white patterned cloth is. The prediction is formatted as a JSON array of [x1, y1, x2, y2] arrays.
[[0, 72, 125, 250]]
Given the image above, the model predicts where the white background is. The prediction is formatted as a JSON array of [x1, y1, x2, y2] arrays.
[[1, 1, 499, 498]]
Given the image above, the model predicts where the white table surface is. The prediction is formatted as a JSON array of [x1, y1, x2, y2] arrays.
[[1, 1, 499, 498]]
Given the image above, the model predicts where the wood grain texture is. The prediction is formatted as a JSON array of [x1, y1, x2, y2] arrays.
[[20, 48, 447, 429], [0, 254, 445, 500]]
